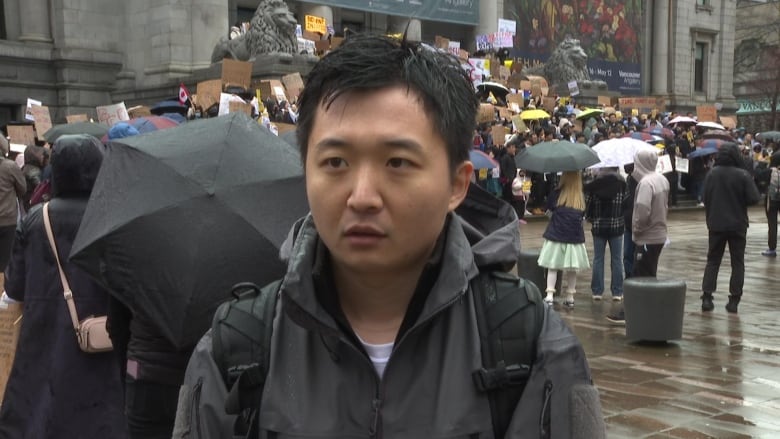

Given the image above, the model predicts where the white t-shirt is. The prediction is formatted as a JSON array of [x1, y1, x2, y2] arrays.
[[357, 336, 394, 379]]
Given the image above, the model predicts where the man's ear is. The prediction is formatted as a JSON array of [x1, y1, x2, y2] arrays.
[[448, 160, 474, 212]]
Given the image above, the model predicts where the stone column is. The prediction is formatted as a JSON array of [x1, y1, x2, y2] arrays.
[[191, 0, 230, 69], [18, 0, 52, 43], [651, 0, 669, 95], [476, 0, 498, 37], [387, 16, 422, 41]]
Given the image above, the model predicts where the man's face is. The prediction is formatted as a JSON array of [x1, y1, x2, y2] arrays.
[[507, 144, 517, 156], [305, 86, 471, 276]]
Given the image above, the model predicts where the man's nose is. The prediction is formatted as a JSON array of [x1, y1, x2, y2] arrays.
[[346, 166, 382, 212]]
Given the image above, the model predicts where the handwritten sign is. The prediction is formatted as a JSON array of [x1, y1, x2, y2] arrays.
[[66, 114, 89, 123], [618, 96, 667, 112], [0, 302, 23, 402], [656, 154, 673, 174], [221, 58, 252, 91], [282, 73, 305, 102], [197, 80, 222, 111], [7, 125, 35, 146], [696, 105, 718, 122], [96, 102, 130, 126], [25, 98, 41, 121], [304, 15, 327, 34], [448, 41, 461, 57], [31, 106, 52, 139], [229, 101, 252, 116], [477, 103, 495, 124]]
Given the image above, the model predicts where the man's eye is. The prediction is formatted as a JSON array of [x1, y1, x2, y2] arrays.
[[387, 158, 410, 168], [325, 158, 347, 168]]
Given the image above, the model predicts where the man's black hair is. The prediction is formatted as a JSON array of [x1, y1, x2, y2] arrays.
[[296, 34, 479, 173]]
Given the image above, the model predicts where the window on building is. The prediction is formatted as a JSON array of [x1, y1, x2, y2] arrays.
[[696, 0, 709, 5], [694, 42, 706, 92], [0, 0, 6, 40]]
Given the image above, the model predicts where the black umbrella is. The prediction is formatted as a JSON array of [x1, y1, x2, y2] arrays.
[[514, 140, 600, 173], [70, 112, 309, 348], [43, 122, 109, 143]]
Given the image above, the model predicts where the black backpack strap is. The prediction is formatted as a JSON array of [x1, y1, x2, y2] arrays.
[[472, 271, 545, 438], [211, 279, 282, 429]]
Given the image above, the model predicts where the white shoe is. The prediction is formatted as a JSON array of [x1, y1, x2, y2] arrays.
[[697, 202, 704, 207], [544, 289, 555, 305], [592, 295, 603, 301]]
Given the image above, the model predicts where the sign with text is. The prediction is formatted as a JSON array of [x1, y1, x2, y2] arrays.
[[655, 154, 673, 174], [31, 106, 52, 139], [448, 41, 461, 57], [498, 18, 516, 34], [696, 105, 718, 122], [311, 0, 478, 25], [477, 103, 495, 124], [221, 58, 252, 90], [7, 125, 35, 146], [25, 98, 41, 121], [618, 96, 667, 113], [475, 34, 492, 51], [96, 102, 130, 126], [282, 73, 305, 102], [66, 114, 89, 123], [568, 81, 580, 96], [304, 15, 327, 34]]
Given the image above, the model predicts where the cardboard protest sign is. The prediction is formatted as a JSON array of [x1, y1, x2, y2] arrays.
[[127, 105, 152, 118], [511, 114, 527, 133], [498, 107, 513, 120], [31, 106, 52, 140], [618, 96, 666, 113], [655, 154, 673, 174], [458, 49, 469, 62], [274, 123, 297, 135], [489, 55, 501, 79], [221, 59, 252, 90], [598, 96, 612, 107], [542, 97, 557, 113], [304, 15, 327, 34], [314, 40, 330, 54], [229, 101, 253, 116], [507, 94, 524, 108], [720, 115, 737, 130], [197, 80, 222, 111], [0, 301, 22, 402], [258, 80, 287, 103], [282, 73, 305, 102], [25, 98, 41, 121], [530, 77, 542, 97], [331, 37, 344, 49], [477, 104, 495, 124], [696, 105, 717, 122], [492, 125, 508, 146], [66, 114, 89, 123], [96, 102, 130, 126], [7, 125, 35, 146], [302, 30, 321, 42], [499, 66, 511, 82]]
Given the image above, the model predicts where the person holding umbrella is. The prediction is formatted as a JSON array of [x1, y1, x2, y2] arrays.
[[537, 171, 590, 307]]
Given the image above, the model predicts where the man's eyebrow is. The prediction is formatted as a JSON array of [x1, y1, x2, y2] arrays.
[[312, 138, 425, 153]]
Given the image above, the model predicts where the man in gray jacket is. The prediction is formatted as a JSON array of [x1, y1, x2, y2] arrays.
[[631, 149, 670, 277], [174, 35, 604, 439]]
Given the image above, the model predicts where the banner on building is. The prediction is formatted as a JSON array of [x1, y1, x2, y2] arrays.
[[508, 0, 645, 95], [313, 0, 479, 26]]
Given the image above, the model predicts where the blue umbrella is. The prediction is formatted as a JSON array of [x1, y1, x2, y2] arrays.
[[688, 147, 718, 159], [469, 149, 498, 169]]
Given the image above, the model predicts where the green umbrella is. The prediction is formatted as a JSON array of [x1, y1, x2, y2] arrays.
[[514, 140, 600, 173], [42, 122, 109, 143]]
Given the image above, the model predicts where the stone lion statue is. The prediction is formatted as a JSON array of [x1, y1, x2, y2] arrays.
[[524, 38, 599, 91], [211, 0, 298, 63]]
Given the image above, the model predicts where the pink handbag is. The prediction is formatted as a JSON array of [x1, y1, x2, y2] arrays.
[[43, 203, 113, 353]]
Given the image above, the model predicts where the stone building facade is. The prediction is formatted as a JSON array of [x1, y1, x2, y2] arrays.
[[0, 0, 737, 127]]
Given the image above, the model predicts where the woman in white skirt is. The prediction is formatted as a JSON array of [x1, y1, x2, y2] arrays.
[[537, 171, 590, 307]]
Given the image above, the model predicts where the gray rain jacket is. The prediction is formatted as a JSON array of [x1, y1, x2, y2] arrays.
[[174, 201, 604, 438]]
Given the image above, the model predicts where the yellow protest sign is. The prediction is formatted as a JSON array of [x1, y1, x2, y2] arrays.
[[305, 15, 327, 34], [478, 168, 488, 180]]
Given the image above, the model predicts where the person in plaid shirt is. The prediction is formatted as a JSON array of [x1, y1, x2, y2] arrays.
[[585, 167, 630, 301]]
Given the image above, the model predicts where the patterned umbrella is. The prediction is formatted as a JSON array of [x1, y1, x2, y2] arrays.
[[696, 138, 736, 150], [699, 129, 734, 142], [622, 131, 655, 142], [130, 116, 180, 134], [642, 127, 675, 140]]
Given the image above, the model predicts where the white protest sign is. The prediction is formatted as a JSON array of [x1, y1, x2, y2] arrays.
[[498, 19, 516, 35], [448, 41, 461, 57], [676, 157, 689, 174], [568, 81, 580, 96], [656, 154, 673, 174], [96, 102, 130, 126]]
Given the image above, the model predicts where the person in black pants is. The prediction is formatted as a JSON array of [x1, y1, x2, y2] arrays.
[[701, 144, 760, 313], [762, 152, 780, 257]]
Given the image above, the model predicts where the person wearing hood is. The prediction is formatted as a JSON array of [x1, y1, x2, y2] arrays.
[[700, 143, 760, 313], [762, 151, 780, 257], [173, 34, 605, 439], [584, 167, 629, 301], [0, 134, 127, 438], [630, 149, 669, 277]]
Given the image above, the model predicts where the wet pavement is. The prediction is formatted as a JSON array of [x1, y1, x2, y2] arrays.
[[519, 206, 780, 438]]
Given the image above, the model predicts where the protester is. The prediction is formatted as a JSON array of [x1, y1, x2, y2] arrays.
[[0, 135, 127, 439], [0, 142, 25, 272], [585, 167, 628, 301], [499, 135, 523, 219], [700, 144, 761, 313], [622, 164, 638, 278], [174, 34, 604, 439], [538, 171, 590, 307], [762, 151, 780, 257], [21, 145, 47, 212]]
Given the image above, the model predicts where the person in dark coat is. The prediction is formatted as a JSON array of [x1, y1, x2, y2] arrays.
[[0, 134, 127, 439], [499, 136, 524, 219], [700, 143, 761, 314]]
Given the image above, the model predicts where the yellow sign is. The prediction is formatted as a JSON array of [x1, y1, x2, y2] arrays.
[[305, 15, 327, 34]]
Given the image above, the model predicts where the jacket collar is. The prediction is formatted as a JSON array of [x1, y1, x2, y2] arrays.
[[280, 213, 479, 338]]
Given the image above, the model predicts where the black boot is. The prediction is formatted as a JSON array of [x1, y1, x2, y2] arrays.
[[726, 295, 740, 313], [701, 293, 714, 312]]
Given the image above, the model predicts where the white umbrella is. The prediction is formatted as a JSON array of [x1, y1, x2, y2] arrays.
[[668, 116, 697, 125], [589, 138, 659, 168], [696, 121, 725, 130]]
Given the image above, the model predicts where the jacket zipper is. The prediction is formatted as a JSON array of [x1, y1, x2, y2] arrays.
[[540, 380, 553, 439]]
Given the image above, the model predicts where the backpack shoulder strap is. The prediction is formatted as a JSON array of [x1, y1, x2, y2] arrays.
[[471, 271, 545, 438], [211, 279, 281, 419]]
